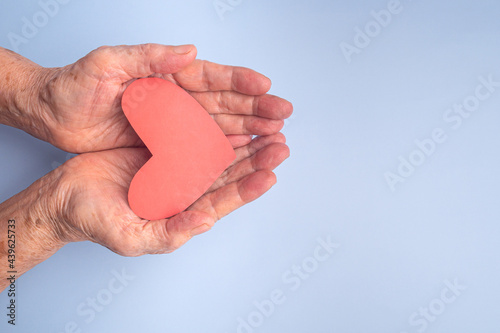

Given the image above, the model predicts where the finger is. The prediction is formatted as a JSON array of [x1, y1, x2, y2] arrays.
[[138, 211, 215, 254], [189, 170, 277, 221], [190, 92, 294, 120], [226, 135, 252, 148], [169, 60, 271, 95], [81, 44, 197, 81], [213, 114, 284, 136], [207, 142, 290, 192], [231, 133, 287, 167]]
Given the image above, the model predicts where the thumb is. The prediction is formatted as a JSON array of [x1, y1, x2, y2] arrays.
[[81, 43, 197, 81], [142, 211, 215, 254]]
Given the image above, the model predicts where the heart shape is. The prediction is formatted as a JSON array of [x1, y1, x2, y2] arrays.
[[122, 78, 236, 220]]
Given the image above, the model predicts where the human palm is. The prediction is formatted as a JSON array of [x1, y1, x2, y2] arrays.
[[57, 133, 289, 255], [0, 44, 292, 288], [38, 44, 291, 153]]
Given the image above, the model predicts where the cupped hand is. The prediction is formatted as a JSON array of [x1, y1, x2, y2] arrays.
[[54, 133, 289, 255], [34, 44, 292, 153]]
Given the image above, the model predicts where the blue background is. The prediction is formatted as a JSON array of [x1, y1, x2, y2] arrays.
[[1, 0, 500, 332]]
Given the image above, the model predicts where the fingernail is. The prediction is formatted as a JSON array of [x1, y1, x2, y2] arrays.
[[173, 44, 193, 55], [190, 223, 211, 237]]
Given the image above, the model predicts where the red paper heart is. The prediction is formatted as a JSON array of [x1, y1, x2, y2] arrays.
[[122, 78, 236, 220]]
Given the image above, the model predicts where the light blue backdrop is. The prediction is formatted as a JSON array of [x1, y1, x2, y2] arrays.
[[1, 0, 500, 332]]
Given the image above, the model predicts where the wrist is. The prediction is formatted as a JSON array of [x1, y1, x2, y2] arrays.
[[9, 65, 56, 144], [0, 47, 53, 140], [0, 167, 71, 292]]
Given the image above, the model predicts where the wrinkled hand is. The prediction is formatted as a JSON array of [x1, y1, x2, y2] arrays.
[[54, 133, 289, 255], [0, 44, 293, 291], [34, 44, 292, 153]]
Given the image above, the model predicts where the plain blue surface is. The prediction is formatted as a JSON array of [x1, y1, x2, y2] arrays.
[[1, 0, 500, 332]]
